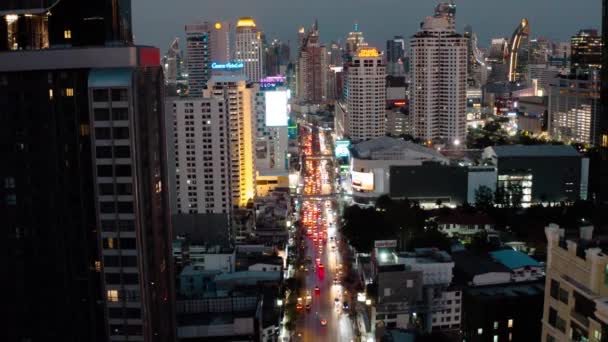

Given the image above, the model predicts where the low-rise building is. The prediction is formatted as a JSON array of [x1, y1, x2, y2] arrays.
[[490, 249, 544, 282], [437, 211, 495, 238], [483, 144, 590, 206]]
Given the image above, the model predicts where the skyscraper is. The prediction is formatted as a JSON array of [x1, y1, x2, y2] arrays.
[[297, 21, 327, 104], [235, 17, 263, 82], [386, 36, 406, 76], [434, 0, 457, 31], [343, 47, 386, 142], [265, 39, 290, 77], [185, 21, 231, 96], [571, 29, 602, 72], [507, 18, 531, 83], [0, 1, 175, 341], [204, 76, 256, 208], [410, 12, 467, 145], [345, 23, 367, 56]]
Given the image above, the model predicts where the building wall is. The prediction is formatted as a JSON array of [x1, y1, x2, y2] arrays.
[[345, 50, 386, 142], [235, 25, 263, 82], [541, 226, 608, 342], [173, 98, 231, 214], [410, 16, 467, 144], [389, 164, 468, 205], [205, 77, 256, 209], [549, 74, 601, 145]]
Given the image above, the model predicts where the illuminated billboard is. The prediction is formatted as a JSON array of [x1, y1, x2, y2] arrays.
[[335, 139, 351, 158], [265, 90, 288, 127], [211, 62, 244, 70], [351, 171, 374, 191]]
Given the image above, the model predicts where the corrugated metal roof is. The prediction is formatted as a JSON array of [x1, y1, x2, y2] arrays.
[[490, 250, 541, 270]]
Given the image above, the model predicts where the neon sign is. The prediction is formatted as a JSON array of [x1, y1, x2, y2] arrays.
[[211, 62, 244, 70], [357, 48, 379, 58]]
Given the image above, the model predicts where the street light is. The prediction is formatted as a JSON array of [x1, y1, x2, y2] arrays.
[[365, 299, 372, 306], [276, 299, 284, 307]]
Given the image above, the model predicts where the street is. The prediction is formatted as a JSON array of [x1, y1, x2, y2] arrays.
[[294, 125, 356, 342]]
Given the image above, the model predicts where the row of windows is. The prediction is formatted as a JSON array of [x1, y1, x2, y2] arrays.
[[96, 146, 131, 159], [95, 127, 130, 140], [97, 165, 132, 177], [94, 108, 128, 121]]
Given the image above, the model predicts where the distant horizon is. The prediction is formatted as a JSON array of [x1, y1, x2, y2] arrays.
[[133, 0, 600, 53]]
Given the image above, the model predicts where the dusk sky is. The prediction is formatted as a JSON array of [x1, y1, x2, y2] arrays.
[[133, 0, 601, 52]]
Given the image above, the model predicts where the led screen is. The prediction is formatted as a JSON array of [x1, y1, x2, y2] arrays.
[[335, 139, 351, 158], [351, 171, 374, 191], [265, 91, 288, 127]]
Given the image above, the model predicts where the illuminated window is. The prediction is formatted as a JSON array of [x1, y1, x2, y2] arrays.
[[64, 30, 72, 39], [65, 88, 74, 97], [508, 319, 514, 328], [94, 260, 102, 272], [107, 237, 115, 249], [602, 134, 608, 148], [493, 335, 498, 342], [107, 289, 119, 302], [595, 330, 602, 340], [49, 89, 53, 99], [478, 328, 483, 335], [494, 321, 498, 329]]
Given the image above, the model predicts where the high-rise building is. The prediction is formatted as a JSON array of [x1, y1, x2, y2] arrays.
[[343, 47, 386, 142], [410, 13, 467, 145], [386, 36, 406, 76], [434, 0, 457, 31], [571, 29, 602, 72], [542, 225, 608, 342], [507, 18, 531, 83], [204, 76, 256, 208], [265, 39, 290, 77], [185, 21, 231, 96], [235, 17, 263, 82], [600, 0, 608, 202], [173, 98, 231, 215], [549, 72, 601, 145], [254, 77, 290, 174], [297, 21, 327, 104], [0, 1, 175, 341], [0, 0, 133, 51], [345, 23, 367, 56]]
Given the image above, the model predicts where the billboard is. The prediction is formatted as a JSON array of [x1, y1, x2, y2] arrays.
[[211, 62, 244, 70], [265, 90, 288, 127], [335, 139, 351, 158], [374, 240, 397, 248], [351, 171, 374, 191]]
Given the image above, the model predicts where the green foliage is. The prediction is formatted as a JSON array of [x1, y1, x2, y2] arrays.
[[474, 185, 495, 210]]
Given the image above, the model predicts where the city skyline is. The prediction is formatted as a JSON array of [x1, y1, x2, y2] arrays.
[[133, 0, 600, 52]]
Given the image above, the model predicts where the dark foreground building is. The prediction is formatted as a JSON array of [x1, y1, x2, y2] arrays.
[[0, 1, 175, 341]]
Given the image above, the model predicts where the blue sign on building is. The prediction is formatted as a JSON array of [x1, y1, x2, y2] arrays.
[[211, 62, 244, 70]]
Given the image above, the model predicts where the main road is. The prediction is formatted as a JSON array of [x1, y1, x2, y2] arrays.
[[294, 125, 355, 342]]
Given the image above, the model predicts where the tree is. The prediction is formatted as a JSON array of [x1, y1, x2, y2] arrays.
[[474, 185, 495, 210]]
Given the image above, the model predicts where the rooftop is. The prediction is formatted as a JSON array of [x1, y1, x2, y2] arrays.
[[488, 144, 580, 158], [490, 250, 541, 270], [351, 136, 448, 162], [236, 17, 256, 28], [437, 211, 494, 225], [452, 251, 511, 277], [467, 281, 545, 298]]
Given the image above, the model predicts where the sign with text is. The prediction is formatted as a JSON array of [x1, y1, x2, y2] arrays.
[[374, 240, 397, 248]]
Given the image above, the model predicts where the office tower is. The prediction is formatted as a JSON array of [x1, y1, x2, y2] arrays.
[[386, 36, 406, 76], [185, 21, 230, 96], [0, 1, 175, 341], [549, 71, 601, 145], [542, 225, 608, 342], [464, 25, 487, 87], [570, 29, 602, 72], [434, 0, 457, 31], [235, 17, 263, 82], [173, 98, 231, 214], [507, 18, 531, 83], [487, 38, 509, 64], [529, 37, 552, 64], [265, 39, 290, 77], [204, 76, 256, 208], [163, 37, 182, 85], [297, 21, 327, 104], [410, 13, 467, 145], [344, 47, 386, 142], [328, 41, 343, 66], [345, 23, 367, 56]]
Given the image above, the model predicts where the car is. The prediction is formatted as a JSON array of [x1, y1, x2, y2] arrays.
[[305, 304, 311, 311], [296, 303, 303, 310], [320, 318, 327, 326], [343, 301, 349, 310], [318, 263, 324, 270], [333, 277, 339, 285], [314, 286, 320, 295], [334, 298, 340, 306]]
